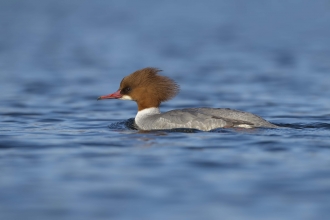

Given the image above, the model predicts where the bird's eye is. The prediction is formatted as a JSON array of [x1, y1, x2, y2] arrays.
[[123, 87, 131, 93]]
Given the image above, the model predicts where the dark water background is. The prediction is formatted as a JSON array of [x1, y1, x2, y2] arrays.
[[1, 1, 330, 219]]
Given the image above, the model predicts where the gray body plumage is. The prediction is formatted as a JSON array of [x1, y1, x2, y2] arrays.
[[135, 107, 278, 131]]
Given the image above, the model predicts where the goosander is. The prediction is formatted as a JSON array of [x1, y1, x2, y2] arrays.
[[97, 67, 278, 131]]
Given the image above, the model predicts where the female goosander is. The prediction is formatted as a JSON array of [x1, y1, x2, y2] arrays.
[[97, 67, 278, 131]]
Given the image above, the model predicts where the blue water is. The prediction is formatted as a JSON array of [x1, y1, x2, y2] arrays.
[[1, 1, 330, 219]]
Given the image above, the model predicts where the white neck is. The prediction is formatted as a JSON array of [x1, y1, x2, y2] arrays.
[[135, 107, 161, 127]]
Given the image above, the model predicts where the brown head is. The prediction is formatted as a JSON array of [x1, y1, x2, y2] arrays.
[[97, 67, 180, 111]]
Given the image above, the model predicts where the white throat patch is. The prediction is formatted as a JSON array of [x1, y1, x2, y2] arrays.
[[120, 95, 133, 100]]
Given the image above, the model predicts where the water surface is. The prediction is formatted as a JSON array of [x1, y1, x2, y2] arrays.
[[1, 1, 330, 220]]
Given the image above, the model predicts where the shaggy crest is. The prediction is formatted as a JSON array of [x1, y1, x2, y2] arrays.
[[119, 67, 180, 107]]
